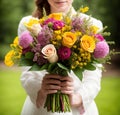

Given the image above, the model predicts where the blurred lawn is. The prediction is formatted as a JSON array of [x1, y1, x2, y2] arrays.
[[95, 76, 120, 115], [0, 67, 120, 115], [0, 67, 26, 115]]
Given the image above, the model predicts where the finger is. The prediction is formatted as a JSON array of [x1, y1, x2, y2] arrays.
[[46, 89, 58, 94], [61, 76, 73, 82], [44, 78, 61, 85], [61, 80, 74, 87], [61, 86, 74, 90], [44, 74, 61, 80], [61, 90, 74, 95], [45, 84, 61, 90]]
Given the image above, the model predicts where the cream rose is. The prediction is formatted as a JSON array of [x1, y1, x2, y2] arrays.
[[27, 24, 42, 36], [41, 44, 58, 63]]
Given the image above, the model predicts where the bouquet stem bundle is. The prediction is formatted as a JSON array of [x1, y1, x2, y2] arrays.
[[44, 91, 71, 112]]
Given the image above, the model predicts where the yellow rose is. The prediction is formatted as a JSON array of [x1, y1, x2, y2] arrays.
[[80, 35, 95, 53], [49, 13, 63, 20], [62, 32, 77, 48]]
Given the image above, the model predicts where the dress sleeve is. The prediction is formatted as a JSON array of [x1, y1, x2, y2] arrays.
[[80, 13, 103, 32], [17, 16, 32, 37], [20, 69, 48, 105], [77, 64, 102, 113]]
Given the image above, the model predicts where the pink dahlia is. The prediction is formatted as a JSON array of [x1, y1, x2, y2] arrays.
[[94, 34, 104, 41], [44, 18, 55, 25], [19, 31, 33, 49], [94, 41, 109, 58], [58, 47, 71, 60], [53, 20, 64, 30]]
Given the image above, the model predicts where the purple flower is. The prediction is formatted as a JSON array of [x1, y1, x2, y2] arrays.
[[22, 47, 31, 54], [95, 34, 104, 41], [33, 52, 48, 65], [53, 20, 64, 30], [37, 26, 52, 46], [94, 41, 109, 58], [72, 17, 83, 31], [19, 31, 33, 49], [31, 43, 41, 52], [58, 47, 71, 60]]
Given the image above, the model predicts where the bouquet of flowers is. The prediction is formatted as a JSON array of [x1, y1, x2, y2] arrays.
[[4, 7, 112, 112]]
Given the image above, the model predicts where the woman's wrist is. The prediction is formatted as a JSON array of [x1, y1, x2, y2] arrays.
[[69, 93, 83, 108], [36, 89, 47, 108]]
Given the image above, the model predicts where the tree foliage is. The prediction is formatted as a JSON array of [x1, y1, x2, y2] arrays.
[[0, 0, 34, 44]]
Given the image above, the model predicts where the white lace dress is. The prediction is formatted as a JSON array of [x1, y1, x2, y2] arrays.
[[18, 8, 103, 115]]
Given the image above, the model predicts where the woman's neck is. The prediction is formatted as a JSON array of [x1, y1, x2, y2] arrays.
[[50, 5, 72, 15]]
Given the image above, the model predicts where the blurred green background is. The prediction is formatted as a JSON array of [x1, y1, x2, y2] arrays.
[[0, 0, 120, 115]]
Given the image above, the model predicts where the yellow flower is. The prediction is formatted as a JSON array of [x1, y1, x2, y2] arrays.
[[62, 32, 77, 48], [4, 50, 14, 67], [49, 13, 63, 20], [80, 35, 95, 53], [24, 18, 40, 27], [56, 35, 62, 40], [75, 31, 82, 36], [39, 17, 46, 24], [54, 30, 61, 35], [80, 6, 89, 13], [13, 36, 19, 45], [90, 26, 99, 34], [64, 16, 71, 24]]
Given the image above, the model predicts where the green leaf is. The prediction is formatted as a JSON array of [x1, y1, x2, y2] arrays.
[[57, 63, 69, 71], [29, 63, 49, 71], [73, 67, 83, 80], [48, 63, 57, 73], [25, 52, 34, 59], [19, 55, 33, 66], [84, 63, 96, 71], [29, 64, 40, 71]]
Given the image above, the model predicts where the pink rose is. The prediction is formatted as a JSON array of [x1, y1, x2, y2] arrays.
[[41, 44, 58, 63], [94, 34, 104, 41], [58, 47, 71, 60], [19, 31, 33, 49]]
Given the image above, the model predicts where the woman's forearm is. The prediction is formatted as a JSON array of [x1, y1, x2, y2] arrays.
[[36, 89, 47, 108]]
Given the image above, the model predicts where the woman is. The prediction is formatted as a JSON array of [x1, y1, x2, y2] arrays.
[[18, 0, 103, 115]]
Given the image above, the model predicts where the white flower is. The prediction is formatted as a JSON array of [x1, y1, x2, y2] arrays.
[[41, 44, 58, 63], [27, 24, 42, 36]]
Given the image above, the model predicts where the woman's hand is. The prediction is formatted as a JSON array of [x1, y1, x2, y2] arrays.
[[36, 75, 82, 108], [60, 76, 74, 95], [60, 76, 83, 108], [36, 74, 61, 108]]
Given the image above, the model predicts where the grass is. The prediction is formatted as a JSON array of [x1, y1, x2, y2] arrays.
[[0, 67, 26, 115], [0, 67, 120, 115], [95, 76, 120, 115]]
